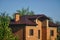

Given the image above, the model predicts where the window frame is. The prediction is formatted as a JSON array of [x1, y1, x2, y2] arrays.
[[29, 29, 33, 36], [38, 30, 40, 39], [50, 30, 54, 36]]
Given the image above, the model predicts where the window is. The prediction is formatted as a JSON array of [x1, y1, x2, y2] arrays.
[[38, 30, 40, 39], [29, 29, 33, 36], [50, 30, 54, 36]]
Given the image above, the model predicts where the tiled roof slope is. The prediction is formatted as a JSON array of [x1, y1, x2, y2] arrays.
[[49, 21, 58, 27], [10, 14, 58, 27]]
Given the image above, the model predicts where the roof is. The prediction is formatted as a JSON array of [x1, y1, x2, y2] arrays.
[[10, 14, 49, 25], [10, 14, 58, 27], [49, 21, 58, 27], [10, 16, 37, 26]]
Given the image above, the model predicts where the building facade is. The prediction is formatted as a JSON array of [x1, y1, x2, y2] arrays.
[[10, 13, 57, 40]]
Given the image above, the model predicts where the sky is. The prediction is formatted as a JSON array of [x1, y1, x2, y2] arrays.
[[0, 0, 60, 21]]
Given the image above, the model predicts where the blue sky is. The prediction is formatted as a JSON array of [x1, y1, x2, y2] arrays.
[[0, 0, 60, 21]]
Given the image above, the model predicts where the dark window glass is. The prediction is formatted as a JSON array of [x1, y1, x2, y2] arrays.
[[38, 30, 40, 39], [50, 30, 54, 36], [30, 29, 33, 36]]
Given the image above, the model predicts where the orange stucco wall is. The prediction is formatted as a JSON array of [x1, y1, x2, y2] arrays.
[[25, 19, 57, 40], [42, 20, 47, 40], [25, 19, 42, 40], [47, 20, 57, 40], [47, 27, 57, 40]]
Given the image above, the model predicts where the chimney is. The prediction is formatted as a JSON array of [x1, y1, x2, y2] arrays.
[[15, 13, 20, 21]]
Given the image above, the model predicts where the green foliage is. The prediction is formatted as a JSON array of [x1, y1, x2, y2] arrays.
[[0, 12, 18, 40], [13, 8, 35, 19], [17, 8, 34, 16], [57, 35, 60, 40]]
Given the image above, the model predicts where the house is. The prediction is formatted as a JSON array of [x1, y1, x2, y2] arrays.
[[9, 13, 58, 40]]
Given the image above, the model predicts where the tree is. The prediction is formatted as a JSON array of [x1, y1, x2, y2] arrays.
[[13, 8, 35, 19], [0, 12, 18, 40], [16, 8, 34, 16]]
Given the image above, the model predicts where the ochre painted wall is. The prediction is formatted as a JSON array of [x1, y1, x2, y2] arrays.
[[47, 20, 57, 40], [25, 19, 42, 40], [47, 27, 57, 40], [42, 20, 47, 40], [25, 19, 57, 40]]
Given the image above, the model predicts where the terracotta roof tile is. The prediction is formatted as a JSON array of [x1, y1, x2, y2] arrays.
[[49, 21, 58, 27], [10, 14, 58, 27]]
